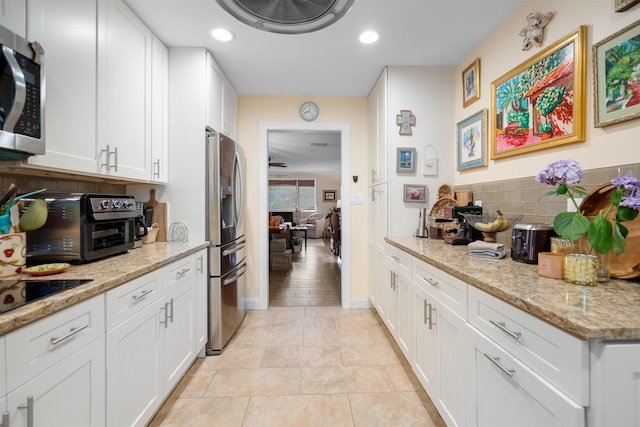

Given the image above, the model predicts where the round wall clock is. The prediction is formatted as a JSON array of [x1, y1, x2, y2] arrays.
[[299, 101, 319, 121]]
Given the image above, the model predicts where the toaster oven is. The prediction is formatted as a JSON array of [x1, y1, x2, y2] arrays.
[[25, 193, 137, 263], [511, 223, 556, 264]]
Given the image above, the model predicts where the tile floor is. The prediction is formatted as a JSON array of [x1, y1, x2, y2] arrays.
[[149, 306, 446, 427], [269, 237, 341, 307]]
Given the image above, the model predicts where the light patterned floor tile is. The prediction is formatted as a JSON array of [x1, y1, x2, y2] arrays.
[[340, 344, 402, 366], [199, 348, 266, 370], [386, 364, 424, 392], [349, 392, 437, 427], [261, 346, 343, 368], [203, 368, 301, 397], [301, 365, 394, 394], [148, 397, 249, 427], [229, 329, 303, 348], [243, 394, 354, 426], [303, 328, 374, 347]]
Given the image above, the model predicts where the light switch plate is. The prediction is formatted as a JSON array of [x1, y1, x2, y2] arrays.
[[351, 194, 364, 204], [567, 198, 583, 212]]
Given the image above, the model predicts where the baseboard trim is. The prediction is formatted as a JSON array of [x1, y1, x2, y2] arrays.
[[350, 299, 372, 309]]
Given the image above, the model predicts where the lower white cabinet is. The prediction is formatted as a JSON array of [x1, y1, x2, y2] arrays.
[[465, 323, 584, 427], [7, 337, 105, 427], [194, 249, 208, 354], [106, 254, 198, 427], [412, 282, 438, 397]]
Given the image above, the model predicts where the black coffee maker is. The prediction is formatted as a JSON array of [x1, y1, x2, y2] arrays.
[[134, 203, 151, 248], [445, 205, 483, 245]]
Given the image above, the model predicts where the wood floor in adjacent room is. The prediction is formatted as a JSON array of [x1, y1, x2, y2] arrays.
[[269, 237, 341, 307]]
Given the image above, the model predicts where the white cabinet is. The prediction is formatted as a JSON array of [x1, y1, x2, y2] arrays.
[[412, 257, 466, 427], [0, 0, 25, 37], [106, 253, 197, 427], [194, 249, 208, 354], [4, 295, 105, 427], [385, 245, 412, 361], [465, 323, 584, 427], [25, 0, 99, 174], [368, 184, 387, 310], [151, 35, 169, 183], [368, 68, 388, 185], [206, 53, 237, 139], [97, 0, 152, 180]]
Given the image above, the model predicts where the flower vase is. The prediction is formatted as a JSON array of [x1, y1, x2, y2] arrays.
[[596, 251, 611, 284]]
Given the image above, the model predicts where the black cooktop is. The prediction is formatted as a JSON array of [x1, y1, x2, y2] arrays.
[[0, 279, 93, 314]]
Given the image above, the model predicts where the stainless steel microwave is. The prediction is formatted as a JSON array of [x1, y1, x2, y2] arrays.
[[0, 25, 45, 159]]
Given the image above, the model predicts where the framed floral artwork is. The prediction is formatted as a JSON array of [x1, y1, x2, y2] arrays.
[[457, 109, 487, 171], [593, 18, 640, 127], [615, 0, 640, 12], [462, 58, 481, 108], [490, 26, 586, 159], [403, 184, 426, 202]]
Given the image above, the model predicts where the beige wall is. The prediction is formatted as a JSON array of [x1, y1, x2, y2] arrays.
[[454, 0, 640, 186], [237, 96, 368, 302]]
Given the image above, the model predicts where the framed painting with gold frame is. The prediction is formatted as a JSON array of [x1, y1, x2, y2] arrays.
[[462, 58, 481, 108], [490, 26, 586, 160]]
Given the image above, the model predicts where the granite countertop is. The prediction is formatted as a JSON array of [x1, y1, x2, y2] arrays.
[[386, 236, 640, 341], [0, 241, 209, 336]]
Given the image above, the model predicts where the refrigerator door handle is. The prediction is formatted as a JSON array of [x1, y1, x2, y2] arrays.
[[222, 264, 247, 286], [222, 240, 246, 256], [233, 150, 245, 230]]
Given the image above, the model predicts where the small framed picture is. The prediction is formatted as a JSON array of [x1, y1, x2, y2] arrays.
[[457, 109, 488, 171], [396, 147, 416, 173], [403, 184, 427, 202], [323, 190, 336, 201], [462, 58, 480, 108], [615, 0, 640, 12]]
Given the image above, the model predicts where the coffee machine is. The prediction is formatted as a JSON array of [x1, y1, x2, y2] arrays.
[[443, 205, 483, 245]]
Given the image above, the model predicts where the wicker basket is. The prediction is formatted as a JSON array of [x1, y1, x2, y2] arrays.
[[437, 183, 455, 199]]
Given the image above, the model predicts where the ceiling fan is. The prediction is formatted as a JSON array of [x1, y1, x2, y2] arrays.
[[268, 157, 287, 168]]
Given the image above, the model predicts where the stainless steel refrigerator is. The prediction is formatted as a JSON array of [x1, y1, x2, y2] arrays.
[[205, 128, 246, 355]]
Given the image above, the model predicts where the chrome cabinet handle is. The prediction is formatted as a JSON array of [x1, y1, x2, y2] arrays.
[[426, 303, 437, 330], [422, 276, 439, 288], [18, 395, 33, 427], [371, 190, 376, 202], [50, 323, 89, 345], [160, 305, 167, 328], [423, 299, 428, 325], [484, 353, 515, 377], [489, 320, 522, 340], [132, 289, 153, 301], [111, 146, 118, 171], [154, 159, 161, 178], [390, 255, 400, 262], [167, 298, 174, 324], [371, 169, 377, 183], [197, 255, 204, 273], [100, 144, 111, 171], [0, 410, 9, 427], [176, 268, 191, 279]]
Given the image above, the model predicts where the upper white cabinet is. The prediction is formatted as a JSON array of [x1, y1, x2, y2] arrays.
[[25, 0, 100, 174], [151, 35, 169, 183], [97, 0, 152, 181], [206, 53, 237, 139], [368, 68, 388, 185], [0, 0, 25, 36]]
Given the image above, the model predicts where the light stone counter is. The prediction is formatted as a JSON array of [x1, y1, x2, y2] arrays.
[[386, 236, 640, 341], [0, 241, 208, 336]]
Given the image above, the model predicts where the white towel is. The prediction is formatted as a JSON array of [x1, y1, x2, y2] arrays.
[[468, 240, 506, 259]]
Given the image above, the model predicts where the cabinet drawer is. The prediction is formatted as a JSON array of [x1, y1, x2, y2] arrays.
[[106, 270, 161, 331], [413, 257, 467, 318], [6, 295, 105, 392], [468, 286, 589, 406], [386, 245, 411, 278], [164, 255, 196, 291]]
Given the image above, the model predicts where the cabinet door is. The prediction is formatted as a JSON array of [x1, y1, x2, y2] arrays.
[[436, 303, 466, 427], [375, 249, 387, 320], [367, 80, 377, 186], [385, 263, 398, 338], [396, 270, 412, 362], [465, 325, 584, 427], [206, 54, 223, 132], [194, 250, 208, 354], [26, 0, 99, 174], [106, 300, 162, 427], [412, 283, 438, 398], [162, 278, 195, 393], [0, 0, 25, 37], [150, 35, 169, 183], [7, 337, 105, 427], [375, 68, 388, 183], [98, 0, 151, 180], [222, 79, 237, 139], [367, 241, 377, 306]]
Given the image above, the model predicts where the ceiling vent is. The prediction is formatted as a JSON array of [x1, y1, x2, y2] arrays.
[[215, 0, 356, 34]]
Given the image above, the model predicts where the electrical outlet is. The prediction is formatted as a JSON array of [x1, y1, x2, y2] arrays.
[[475, 200, 482, 207], [567, 198, 583, 212]]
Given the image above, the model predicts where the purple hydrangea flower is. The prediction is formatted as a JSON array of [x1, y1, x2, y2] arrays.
[[535, 159, 583, 185], [611, 171, 640, 192]]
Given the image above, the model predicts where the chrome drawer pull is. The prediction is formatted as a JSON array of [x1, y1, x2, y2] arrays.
[[0, 411, 9, 427], [132, 289, 153, 301], [390, 255, 400, 262], [427, 303, 437, 330], [166, 299, 174, 324], [422, 276, 439, 288], [197, 255, 204, 273], [50, 323, 89, 345], [484, 353, 515, 377], [154, 159, 161, 178], [423, 300, 428, 325], [18, 395, 33, 427], [176, 267, 191, 279], [489, 320, 522, 340]]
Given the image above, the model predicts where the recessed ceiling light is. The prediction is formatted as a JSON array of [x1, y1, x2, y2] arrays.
[[359, 31, 379, 44], [211, 28, 235, 41]]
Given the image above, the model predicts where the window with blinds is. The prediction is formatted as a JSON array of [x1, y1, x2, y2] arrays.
[[268, 179, 316, 211]]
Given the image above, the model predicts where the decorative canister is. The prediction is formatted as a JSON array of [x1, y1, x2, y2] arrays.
[[563, 253, 599, 286], [538, 252, 565, 279], [0, 232, 26, 276], [550, 236, 580, 254]]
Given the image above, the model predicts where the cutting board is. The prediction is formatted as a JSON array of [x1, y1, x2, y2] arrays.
[[143, 189, 168, 242]]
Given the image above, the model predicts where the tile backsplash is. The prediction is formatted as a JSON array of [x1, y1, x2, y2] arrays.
[[0, 171, 126, 195], [455, 163, 640, 247]]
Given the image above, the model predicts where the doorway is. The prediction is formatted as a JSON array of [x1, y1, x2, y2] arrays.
[[258, 122, 351, 310]]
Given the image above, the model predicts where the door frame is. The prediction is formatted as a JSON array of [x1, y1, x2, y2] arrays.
[[258, 121, 351, 309]]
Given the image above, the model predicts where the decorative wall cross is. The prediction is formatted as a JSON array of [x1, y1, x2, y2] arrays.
[[396, 110, 416, 135]]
